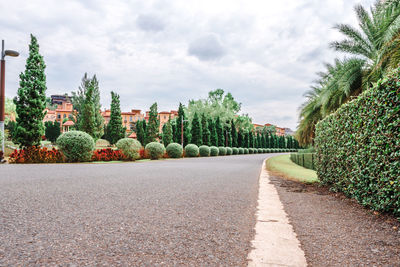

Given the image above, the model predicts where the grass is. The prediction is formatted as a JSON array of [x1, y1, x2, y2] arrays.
[[266, 154, 319, 183]]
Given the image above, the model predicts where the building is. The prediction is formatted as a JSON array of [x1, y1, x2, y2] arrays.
[[102, 109, 145, 132], [44, 95, 76, 132]]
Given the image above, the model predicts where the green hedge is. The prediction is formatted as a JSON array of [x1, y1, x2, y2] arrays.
[[199, 145, 210, 157], [232, 147, 239, 155], [56, 131, 94, 162], [145, 142, 165, 160], [185, 144, 199, 157], [218, 147, 227, 156], [116, 138, 142, 160], [210, 146, 219, 156], [226, 147, 233, 155], [315, 68, 400, 216], [166, 143, 183, 158], [290, 153, 316, 170]]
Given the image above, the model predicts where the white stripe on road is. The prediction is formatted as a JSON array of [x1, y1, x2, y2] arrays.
[[247, 160, 307, 267]]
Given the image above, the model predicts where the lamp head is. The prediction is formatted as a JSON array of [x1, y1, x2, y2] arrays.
[[4, 50, 19, 57]]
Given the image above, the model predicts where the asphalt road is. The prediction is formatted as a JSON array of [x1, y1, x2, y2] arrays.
[[0, 154, 271, 266]]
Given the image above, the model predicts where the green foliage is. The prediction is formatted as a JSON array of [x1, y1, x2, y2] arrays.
[[244, 148, 249, 154], [166, 143, 183, 158], [72, 73, 104, 139], [146, 103, 159, 144], [248, 148, 254, 154], [95, 139, 110, 147], [44, 121, 61, 143], [184, 144, 199, 157], [5, 98, 16, 124], [215, 117, 224, 146], [232, 147, 239, 155], [190, 112, 202, 146], [162, 118, 173, 147], [145, 142, 165, 160], [199, 145, 210, 157], [105, 91, 125, 144], [231, 120, 238, 147], [116, 138, 142, 160], [56, 131, 94, 162], [210, 146, 219, 156], [258, 148, 263, 153], [238, 148, 244, 154], [315, 68, 400, 216], [175, 103, 191, 146], [136, 120, 146, 146], [13, 34, 47, 148], [218, 147, 227, 156], [209, 118, 218, 146], [201, 114, 211, 146], [290, 153, 316, 170], [226, 147, 233, 155]]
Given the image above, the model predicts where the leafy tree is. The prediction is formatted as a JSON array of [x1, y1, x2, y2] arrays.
[[72, 73, 104, 139], [162, 117, 173, 147], [216, 117, 224, 146], [13, 34, 47, 148], [44, 121, 60, 143], [209, 118, 218, 146], [190, 112, 202, 146], [105, 91, 125, 145], [146, 102, 159, 144], [201, 114, 211, 146]]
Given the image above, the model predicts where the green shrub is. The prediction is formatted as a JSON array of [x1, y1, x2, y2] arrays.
[[166, 143, 183, 158], [232, 147, 239, 155], [56, 131, 94, 162], [257, 148, 262, 153], [248, 148, 254, 154], [218, 147, 227, 156], [115, 138, 142, 160], [263, 149, 268, 153], [290, 153, 316, 170], [185, 144, 199, 157], [145, 142, 165, 160], [226, 147, 233, 155], [238, 148, 244, 154], [244, 148, 249, 154], [315, 68, 400, 216], [210, 146, 219, 156], [95, 139, 110, 147], [199, 145, 210, 157]]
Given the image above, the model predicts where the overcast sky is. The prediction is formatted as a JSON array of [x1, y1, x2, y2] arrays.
[[1, 0, 375, 129]]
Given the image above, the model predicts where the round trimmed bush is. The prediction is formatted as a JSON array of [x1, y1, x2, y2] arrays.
[[226, 147, 233, 155], [210, 146, 219, 156], [244, 148, 249, 154], [116, 138, 142, 160], [56, 131, 95, 162], [145, 142, 165, 159], [238, 148, 244, 154], [263, 149, 268, 153], [95, 139, 110, 147], [166, 143, 183, 158], [258, 148, 263, 153], [218, 147, 227, 156], [232, 147, 239, 155], [248, 148, 254, 154], [199, 145, 210, 157], [185, 144, 199, 157]]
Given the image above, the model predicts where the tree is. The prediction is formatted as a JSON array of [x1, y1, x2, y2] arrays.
[[216, 117, 224, 146], [209, 118, 218, 146], [201, 114, 211, 146], [162, 117, 173, 147], [231, 120, 238, 147], [146, 102, 159, 144], [136, 120, 146, 145], [44, 121, 60, 143], [105, 91, 125, 145], [249, 131, 254, 148], [176, 103, 190, 146], [13, 34, 47, 148], [190, 112, 202, 146], [243, 131, 249, 148], [72, 73, 104, 139], [79, 82, 96, 137], [237, 130, 243, 148]]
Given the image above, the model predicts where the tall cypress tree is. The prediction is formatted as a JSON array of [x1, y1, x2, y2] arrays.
[[162, 117, 173, 147], [231, 120, 238, 147], [238, 130, 243, 148], [216, 117, 224, 146], [249, 131, 254, 148], [201, 114, 211, 146], [190, 112, 202, 146], [244, 131, 249, 148], [254, 133, 259, 148], [105, 91, 125, 144], [136, 120, 145, 145], [13, 34, 47, 148], [146, 102, 159, 144], [44, 121, 60, 143], [79, 82, 96, 137], [176, 103, 190, 145], [209, 118, 218, 146]]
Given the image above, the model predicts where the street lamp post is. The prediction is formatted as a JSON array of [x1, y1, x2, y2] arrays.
[[0, 40, 19, 162]]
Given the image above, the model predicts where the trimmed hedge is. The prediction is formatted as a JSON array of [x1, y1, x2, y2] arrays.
[[238, 148, 244, 154], [244, 148, 249, 154], [145, 142, 165, 160], [248, 148, 254, 154], [56, 131, 94, 162], [218, 147, 227, 156], [315, 68, 400, 216], [185, 144, 199, 157], [290, 153, 316, 170], [226, 147, 233, 155], [116, 138, 142, 160], [166, 143, 183, 158], [232, 147, 239, 155], [199, 145, 210, 157], [210, 146, 219, 156]]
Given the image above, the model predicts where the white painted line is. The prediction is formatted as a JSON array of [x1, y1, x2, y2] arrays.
[[247, 160, 307, 267]]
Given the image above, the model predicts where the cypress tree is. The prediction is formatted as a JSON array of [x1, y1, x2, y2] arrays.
[[146, 102, 159, 144], [227, 130, 232, 147], [243, 130, 249, 148], [209, 118, 218, 146], [261, 133, 266, 148], [216, 117, 224, 146], [249, 131, 254, 148], [162, 117, 173, 147], [238, 130, 243, 148], [44, 121, 60, 143], [13, 34, 47, 148], [171, 119, 177, 143], [79, 82, 96, 137], [105, 91, 125, 144], [136, 120, 145, 145], [190, 112, 202, 146], [201, 114, 211, 146], [176, 103, 190, 146], [231, 120, 238, 147], [258, 133, 262, 148]]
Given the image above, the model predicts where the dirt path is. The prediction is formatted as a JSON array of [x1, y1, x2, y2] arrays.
[[269, 174, 400, 266]]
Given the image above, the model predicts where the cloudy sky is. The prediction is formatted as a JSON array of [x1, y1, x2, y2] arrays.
[[1, 0, 374, 129]]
